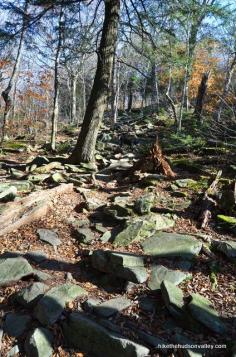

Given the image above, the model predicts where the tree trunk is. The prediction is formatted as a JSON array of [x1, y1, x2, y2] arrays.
[[194, 70, 210, 121], [216, 53, 236, 122], [127, 74, 134, 112], [50, 6, 64, 151], [68, 0, 120, 163], [111, 56, 120, 125], [1, 0, 29, 145], [150, 62, 160, 113]]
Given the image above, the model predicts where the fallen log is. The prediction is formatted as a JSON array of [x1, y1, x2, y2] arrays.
[[199, 170, 222, 229], [0, 183, 73, 236]]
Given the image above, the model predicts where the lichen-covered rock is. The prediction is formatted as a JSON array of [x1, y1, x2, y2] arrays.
[[148, 265, 192, 291], [133, 193, 155, 214], [142, 232, 202, 259], [0, 257, 33, 286], [211, 240, 236, 261], [15, 282, 47, 307]]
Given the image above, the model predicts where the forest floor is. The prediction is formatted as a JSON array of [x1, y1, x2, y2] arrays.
[[0, 111, 235, 357]]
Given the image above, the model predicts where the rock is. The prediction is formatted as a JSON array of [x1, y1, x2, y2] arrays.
[[51, 172, 67, 183], [187, 293, 227, 335], [0, 180, 33, 192], [134, 193, 155, 214], [161, 280, 185, 320], [148, 265, 192, 291], [174, 178, 197, 188], [33, 270, 52, 282], [91, 250, 148, 283], [34, 283, 87, 325], [37, 229, 61, 247], [30, 156, 50, 166], [10, 168, 26, 179], [7, 345, 20, 357], [63, 312, 150, 357], [4, 313, 32, 337], [74, 227, 95, 244], [26, 250, 48, 264], [95, 223, 107, 233], [217, 215, 236, 233], [15, 282, 47, 307], [138, 296, 157, 313], [34, 161, 63, 174], [104, 203, 132, 222], [82, 297, 101, 312], [142, 232, 202, 259], [65, 164, 81, 173], [27, 174, 50, 183], [113, 214, 175, 246], [100, 230, 112, 243], [0, 257, 33, 286], [0, 186, 17, 202], [25, 327, 53, 357], [93, 297, 132, 317], [173, 333, 203, 356], [212, 240, 236, 261], [80, 162, 97, 172]]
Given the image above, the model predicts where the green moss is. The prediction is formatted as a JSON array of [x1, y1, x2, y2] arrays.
[[4, 141, 27, 150], [188, 177, 209, 192]]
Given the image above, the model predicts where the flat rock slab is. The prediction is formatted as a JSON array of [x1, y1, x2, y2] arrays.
[[148, 265, 192, 290], [142, 232, 202, 259], [0, 257, 33, 286], [15, 282, 48, 307], [0, 186, 17, 202], [25, 327, 53, 357], [37, 229, 61, 247], [34, 283, 87, 325], [212, 240, 236, 260], [113, 213, 175, 246], [93, 297, 132, 317], [91, 250, 148, 283], [4, 313, 32, 337], [63, 312, 149, 357], [187, 293, 227, 335]]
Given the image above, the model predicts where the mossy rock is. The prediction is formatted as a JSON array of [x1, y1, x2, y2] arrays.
[[217, 215, 236, 233]]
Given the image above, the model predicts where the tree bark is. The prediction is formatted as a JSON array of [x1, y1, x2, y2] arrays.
[[1, 0, 29, 145], [111, 55, 120, 125], [51, 6, 64, 151], [194, 70, 210, 121], [68, 0, 120, 163]]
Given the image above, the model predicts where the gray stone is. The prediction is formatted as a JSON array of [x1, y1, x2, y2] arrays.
[[113, 214, 175, 246], [100, 230, 112, 243], [175, 179, 197, 188], [4, 313, 32, 337], [104, 203, 132, 221], [7, 345, 20, 357], [34, 283, 87, 325], [187, 293, 227, 335], [33, 270, 51, 282], [82, 298, 101, 312], [148, 265, 192, 291], [173, 333, 203, 357], [0, 186, 17, 202], [75, 227, 95, 244], [161, 280, 185, 320], [134, 193, 155, 214], [0, 180, 33, 192], [138, 296, 156, 313], [30, 156, 50, 166], [26, 250, 48, 264], [27, 174, 50, 183], [51, 172, 66, 184], [15, 282, 47, 307], [212, 240, 236, 260], [25, 327, 53, 357], [95, 223, 107, 233], [37, 229, 61, 247], [63, 312, 149, 357], [91, 250, 147, 283], [94, 297, 132, 317], [142, 232, 202, 259], [0, 257, 33, 286]]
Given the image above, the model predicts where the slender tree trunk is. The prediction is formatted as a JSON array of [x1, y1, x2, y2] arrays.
[[194, 70, 210, 121], [216, 53, 236, 122], [111, 56, 120, 125], [1, 0, 29, 145], [70, 73, 78, 124], [127, 74, 134, 112], [50, 6, 64, 151], [68, 0, 120, 163], [150, 62, 160, 113]]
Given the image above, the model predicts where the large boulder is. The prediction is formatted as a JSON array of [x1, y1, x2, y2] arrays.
[[142, 232, 202, 259], [25, 327, 53, 357], [63, 312, 149, 357], [0, 257, 33, 286], [148, 265, 192, 291], [4, 313, 32, 337], [93, 297, 132, 317], [212, 239, 236, 261], [34, 283, 87, 325], [91, 250, 148, 283], [161, 280, 185, 320]]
